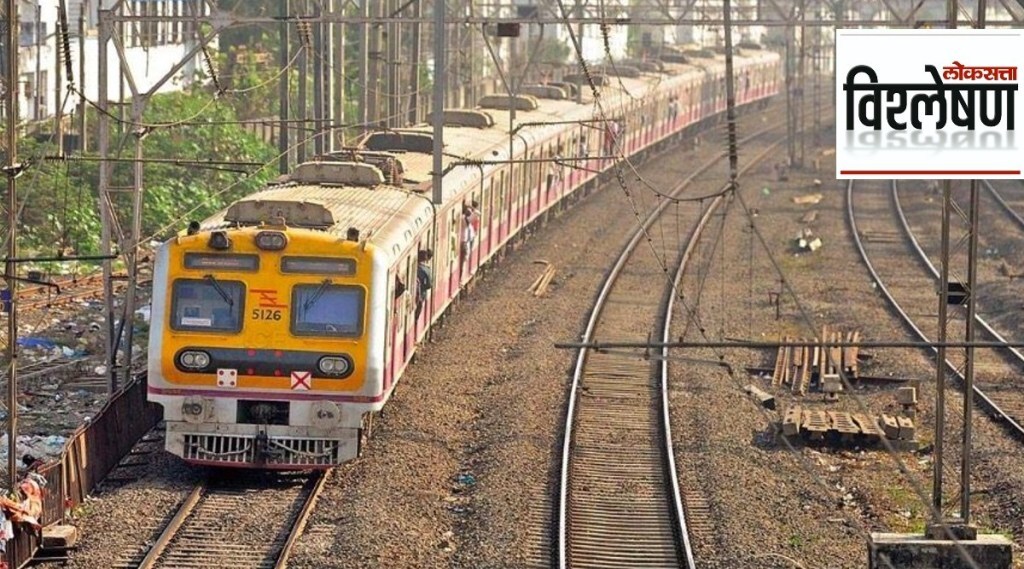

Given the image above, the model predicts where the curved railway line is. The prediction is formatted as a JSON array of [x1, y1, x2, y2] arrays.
[[557, 122, 788, 568], [846, 180, 1024, 443], [981, 180, 1024, 228], [115, 470, 328, 569]]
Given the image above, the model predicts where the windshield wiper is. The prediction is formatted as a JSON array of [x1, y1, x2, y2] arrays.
[[303, 279, 333, 311], [204, 274, 234, 307]]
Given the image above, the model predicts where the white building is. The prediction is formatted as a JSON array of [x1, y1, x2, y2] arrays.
[[12, 0, 212, 123], [675, 0, 767, 48], [498, 0, 631, 65]]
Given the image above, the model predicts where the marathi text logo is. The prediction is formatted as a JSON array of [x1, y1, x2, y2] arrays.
[[843, 63, 1018, 132]]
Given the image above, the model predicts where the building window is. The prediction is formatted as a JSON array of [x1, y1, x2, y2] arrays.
[[37, 71, 48, 116], [20, 74, 34, 102], [19, 23, 34, 46]]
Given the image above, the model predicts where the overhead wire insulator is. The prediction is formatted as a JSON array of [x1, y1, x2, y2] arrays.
[[57, 0, 75, 89], [202, 45, 223, 96], [297, 19, 313, 49]]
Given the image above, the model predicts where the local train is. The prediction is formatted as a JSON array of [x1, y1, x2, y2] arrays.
[[147, 46, 782, 468]]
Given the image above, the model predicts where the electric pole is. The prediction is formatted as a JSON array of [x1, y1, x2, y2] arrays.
[[4, 0, 21, 491]]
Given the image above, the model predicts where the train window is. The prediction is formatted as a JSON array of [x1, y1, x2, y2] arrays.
[[184, 253, 259, 271], [170, 278, 245, 332], [291, 283, 365, 337], [282, 257, 357, 276]]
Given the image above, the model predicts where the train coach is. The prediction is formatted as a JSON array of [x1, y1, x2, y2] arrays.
[[147, 46, 782, 468]]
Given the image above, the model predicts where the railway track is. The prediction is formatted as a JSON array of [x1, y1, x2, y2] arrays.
[[557, 121, 788, 568], [981, 180, 1024, 228], [18, 272, 106, 310], [846, 180, 1024, 443], [14, 258, 153, 311], [118, 470, 328, 569]]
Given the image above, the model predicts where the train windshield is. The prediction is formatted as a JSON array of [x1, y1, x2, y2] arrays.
[[170, 278, 245, 332], [291, 283, 364, 337]]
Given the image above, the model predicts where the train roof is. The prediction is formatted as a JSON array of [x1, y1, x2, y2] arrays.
[[195, 48, 779, 263], [199, 183, 432, 257]]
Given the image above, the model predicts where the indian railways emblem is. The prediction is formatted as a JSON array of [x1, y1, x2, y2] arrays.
[[836, 29, 1023, 179]]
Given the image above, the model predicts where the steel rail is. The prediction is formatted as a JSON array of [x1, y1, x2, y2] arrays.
[[657, 140, 789, 567], [136, 482, 206, 569], [556, 114, 787, 568], [846, 180, 1024, 440], [131, 471, 326, 569], [274, 470, 331, 569], [891, 181, 1024, 438], [892, 182, 1024, 365], [980, 179, 1024, 229], [659, 194, 723, 569]]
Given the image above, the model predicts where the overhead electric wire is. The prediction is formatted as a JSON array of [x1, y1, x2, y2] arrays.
[[548, 5, 977, 565], [729, 186, 981, 568]]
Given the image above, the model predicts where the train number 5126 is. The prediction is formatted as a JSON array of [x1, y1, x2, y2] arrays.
[[252, 308, 283, 321]]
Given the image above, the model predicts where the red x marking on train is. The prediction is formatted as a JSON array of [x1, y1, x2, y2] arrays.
[[291, 371, 311, 391], [250, 289, 288, 308]]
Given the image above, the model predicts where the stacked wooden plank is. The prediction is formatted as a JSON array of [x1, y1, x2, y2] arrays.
[[771, 328, 862, 396], [819, 326, 860, 380], [771, 335, 815, 395]]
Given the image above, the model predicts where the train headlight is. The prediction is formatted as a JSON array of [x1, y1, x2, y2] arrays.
[[318, 356, 353, 377], [255, 231, 287, 251], [179, 350, 211, 370], [208, 230, 231, 250]]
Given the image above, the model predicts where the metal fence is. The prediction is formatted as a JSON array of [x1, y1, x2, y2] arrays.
[[5, 373, 162, 568]]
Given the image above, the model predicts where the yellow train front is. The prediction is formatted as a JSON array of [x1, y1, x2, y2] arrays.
[[147, 162, 413, 468]]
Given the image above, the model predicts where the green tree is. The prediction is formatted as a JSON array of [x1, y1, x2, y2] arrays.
[[135, 88, 278, 239], [12, 87, 276, 259]]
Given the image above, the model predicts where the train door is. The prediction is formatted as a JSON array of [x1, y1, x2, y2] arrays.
[[483, 177, 495, 257], [524, 152, 533, 220], [417, 228, 434, 335], [480, 182, 490, 259], [469, 191, 481, 274], [510, 163, 520, 233], [583, 124, 595, 186], [448, 207, 460, 292], [549, 139, 564, 204], [389, 250, 412, 380], [386, 257, 402, 389], [497, 170, 508, 243], [400, 236, 417, 361], [527, 151, 538, 220], [539, 145, 548, 211], [703, 78, 711, 119], [567, 134, 578, 189], [684, 85, 692, 124]]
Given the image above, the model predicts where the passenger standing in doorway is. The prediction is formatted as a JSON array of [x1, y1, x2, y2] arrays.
[[416, 249, 433, 318], [461, 203, 477, 270], [469, 201, 481, 241]]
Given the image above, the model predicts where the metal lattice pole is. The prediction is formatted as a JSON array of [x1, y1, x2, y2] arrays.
[[431, 0, 445, 205], [97, 9, 117, 393], [279, 0, 291, 173]]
